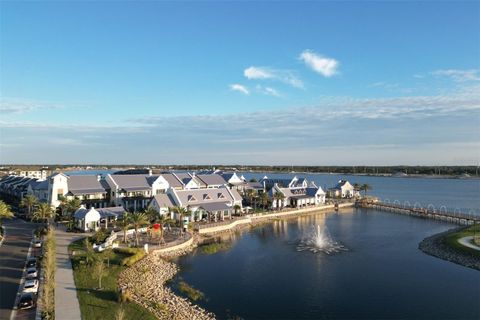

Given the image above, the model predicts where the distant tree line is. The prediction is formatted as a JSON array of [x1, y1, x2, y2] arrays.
[[1, 165, 478, 177]]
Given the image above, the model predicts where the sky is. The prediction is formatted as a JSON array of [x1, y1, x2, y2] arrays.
[[0, 1, 479, 165]]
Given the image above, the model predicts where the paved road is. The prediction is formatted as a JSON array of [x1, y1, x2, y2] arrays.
[[55, 225, 83, 320], [0, 218, 37, 320]]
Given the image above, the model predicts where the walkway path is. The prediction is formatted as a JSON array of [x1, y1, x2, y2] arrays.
[[55, 225, 83, 320], [458, 236, 480, 251]]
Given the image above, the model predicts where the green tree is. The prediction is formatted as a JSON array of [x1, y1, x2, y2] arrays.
[[67, 198, 82, 215], [144, 205, 158, 223], [118, 212, 131, 244], [83, 238, 97, 266], [360, 184, 372, 198], [233, 204, 241, 216], [93, 259, 105, 289], [171, 206, 189, 232], [0, 200, 14, 226], [259, 192, 270, 209], [273, 192, 285, 210], [129, 211, 149, 247], [20, 195, 38, 220], [32, 203, 55, 226]]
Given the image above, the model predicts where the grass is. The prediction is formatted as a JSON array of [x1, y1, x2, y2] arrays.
[[69, 239, 157, 320], [41, 227, 55, 319], [199, 242, 232, 255], [178, 281, 204, 301], [443, 224, 480, 257]]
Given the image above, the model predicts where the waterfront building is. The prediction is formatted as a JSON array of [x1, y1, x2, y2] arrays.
[[268, 184, 326, 209], [150, 193, 176, 218], [165, 186, 243, 222], [328, 180, 357, 198], [195, 174, 228, 188], [260, 175, 309, 191]]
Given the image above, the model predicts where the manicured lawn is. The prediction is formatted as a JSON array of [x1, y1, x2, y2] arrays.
[[69, 239, 157, 320], [444, 224, 480, 257]]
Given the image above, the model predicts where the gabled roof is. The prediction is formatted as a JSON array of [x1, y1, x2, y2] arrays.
[[152, 193, 176, 208], [74, 207, 100, 220], [173, 188, 234, 206], [108, 174, 151, 191], [198, 202, 232, 212], [67, 175, 106, 195], [159, 173, 183, 188], [31, 180, 48, 190], [196, 174, 227, 186], [97, 206, 125, 218]]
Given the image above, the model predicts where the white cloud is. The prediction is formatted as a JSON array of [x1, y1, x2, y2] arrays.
[[299, 50, 339, 77], [243, 66, 303, 88], [229, 84, 249, 95], [0, 97, 63, 114], [255, 85, 281, 97], [264, 87, 280, 97], [432, 69, 480, 82], [244, 67, 273, 80]]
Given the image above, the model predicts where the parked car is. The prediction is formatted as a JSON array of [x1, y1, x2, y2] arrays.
[[26, 267, 37, 279], [33, 240, 42, 248], [26, 257, 37, 268], [18, 292, 35, 309], [23, 279, 39, 294]]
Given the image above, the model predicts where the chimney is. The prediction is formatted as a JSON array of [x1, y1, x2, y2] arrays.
[[148, 169, 152, 176], [97, 174, 101, 181]]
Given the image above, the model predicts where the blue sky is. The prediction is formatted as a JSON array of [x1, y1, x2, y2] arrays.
[[1, 1, 479, 165]]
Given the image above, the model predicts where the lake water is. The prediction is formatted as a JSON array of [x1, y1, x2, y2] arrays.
[[171, 176, 480, 319]]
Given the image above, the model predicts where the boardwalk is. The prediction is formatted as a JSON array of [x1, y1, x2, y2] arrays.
[[359, 201, 480, 225], [55, 226, 83, 320]]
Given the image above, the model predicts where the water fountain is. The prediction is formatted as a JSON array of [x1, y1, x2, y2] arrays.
[[297, 224, 347, 254]]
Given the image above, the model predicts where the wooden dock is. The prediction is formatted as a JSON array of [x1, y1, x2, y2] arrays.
[[357, 200, 480, 225]]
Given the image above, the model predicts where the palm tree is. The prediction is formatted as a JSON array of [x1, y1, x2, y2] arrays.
[[129, 211, 149, 247], [118, 212, 131, 243], [172, 206, 190, 231], [0, 200, 14, 226], [233, 204, 241, 216], [32, 203, 55, 226], [360, 184, 372, 198], [20, 195, 38, 220], [93, 260, 105, 290], [67, 198, 82, 216], [273, 192, 285, 210], [259, 192, 270, 209], [144, 205, 158, 223], [83, 238, 97, 266]]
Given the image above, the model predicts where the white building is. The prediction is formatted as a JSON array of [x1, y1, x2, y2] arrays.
[[269, 184, 326, 209], [74, 206, 101, 232], [328, 180, 357, 198]]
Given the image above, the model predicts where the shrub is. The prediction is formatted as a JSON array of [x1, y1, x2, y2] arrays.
[[178, 281, 204, 301], [118, 289, 132, 303], [114, 247, 146, 267]]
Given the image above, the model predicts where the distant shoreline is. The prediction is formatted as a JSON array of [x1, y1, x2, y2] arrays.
[[2, 165, 479, 180]]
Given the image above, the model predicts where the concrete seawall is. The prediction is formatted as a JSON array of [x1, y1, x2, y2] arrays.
[[154, 235, 194, 254], [197, 202, 354, 235]]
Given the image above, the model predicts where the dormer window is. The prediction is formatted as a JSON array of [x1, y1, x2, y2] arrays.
[[218, 193, 225, 199], [203, 194, 211, 200], [188, 195, 197, 202]]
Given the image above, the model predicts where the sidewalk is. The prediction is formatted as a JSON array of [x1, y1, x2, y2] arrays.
[[55, 225, 83, 320]]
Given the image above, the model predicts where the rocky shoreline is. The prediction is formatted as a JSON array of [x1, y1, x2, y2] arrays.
[[118, 240, 216, 320], [418, 227, 480, 271]]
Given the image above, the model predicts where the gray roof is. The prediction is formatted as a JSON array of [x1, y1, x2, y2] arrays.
[[30, 180, 48, 190], [152, 193, 176, 208], [74, 207, 100, 219], [174, 188, 234, 207], [67, 175, 106, 195], [198, 202, 232, 212], [97, 206, 125, 218], [109, 174, 151, 191], [160, 173, 183, 188], [196, 174, 227, 186]]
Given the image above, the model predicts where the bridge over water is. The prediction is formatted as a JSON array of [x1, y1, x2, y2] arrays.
[[357, 200, 480, 225]]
